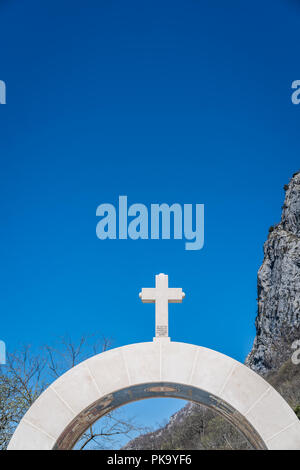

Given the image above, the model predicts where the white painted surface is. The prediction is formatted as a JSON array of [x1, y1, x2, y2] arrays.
[[8, 341, 300, 450]]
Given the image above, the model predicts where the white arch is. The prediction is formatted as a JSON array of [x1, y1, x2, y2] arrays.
[[8, 341, 300, 450]]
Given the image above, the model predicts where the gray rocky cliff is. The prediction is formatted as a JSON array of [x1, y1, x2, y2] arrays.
[[246, 171, 300, 374]]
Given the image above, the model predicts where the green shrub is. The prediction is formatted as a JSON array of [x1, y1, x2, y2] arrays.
[[294, 405, 300, 419]]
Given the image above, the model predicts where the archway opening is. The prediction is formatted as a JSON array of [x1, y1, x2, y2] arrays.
[[73, 397, 186, 450], [72, 397, 255, 450], [54, 382, 266, 450]]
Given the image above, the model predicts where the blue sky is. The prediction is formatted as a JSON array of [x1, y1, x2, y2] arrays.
[[1, 0, 300, 442]]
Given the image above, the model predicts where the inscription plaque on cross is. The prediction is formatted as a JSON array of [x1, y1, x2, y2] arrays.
[[139, 273, 185, 340]]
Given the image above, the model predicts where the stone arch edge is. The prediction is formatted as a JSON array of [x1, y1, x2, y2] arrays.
[[8, 341, 300, 450]]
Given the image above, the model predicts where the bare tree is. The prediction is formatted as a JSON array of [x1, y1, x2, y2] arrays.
[[77, 412, 142, 450], [0, 335, 144, 450], [0, 345, 46, 449]]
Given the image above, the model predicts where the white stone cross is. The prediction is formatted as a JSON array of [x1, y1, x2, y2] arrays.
[[139, 273, 185, 340]]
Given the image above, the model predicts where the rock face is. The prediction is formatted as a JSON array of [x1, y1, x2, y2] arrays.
[[246, 172, 300, 374]]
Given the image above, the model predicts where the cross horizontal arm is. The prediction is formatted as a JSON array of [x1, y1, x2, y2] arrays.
[[168, 288, 185, 303], [139, 288, 156, 303]]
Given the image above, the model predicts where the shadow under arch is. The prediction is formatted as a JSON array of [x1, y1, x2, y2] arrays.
[[55, 381, 266, 450]]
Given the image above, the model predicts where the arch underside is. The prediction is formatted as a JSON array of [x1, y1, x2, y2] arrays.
[[54, 382, 266, 450]]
